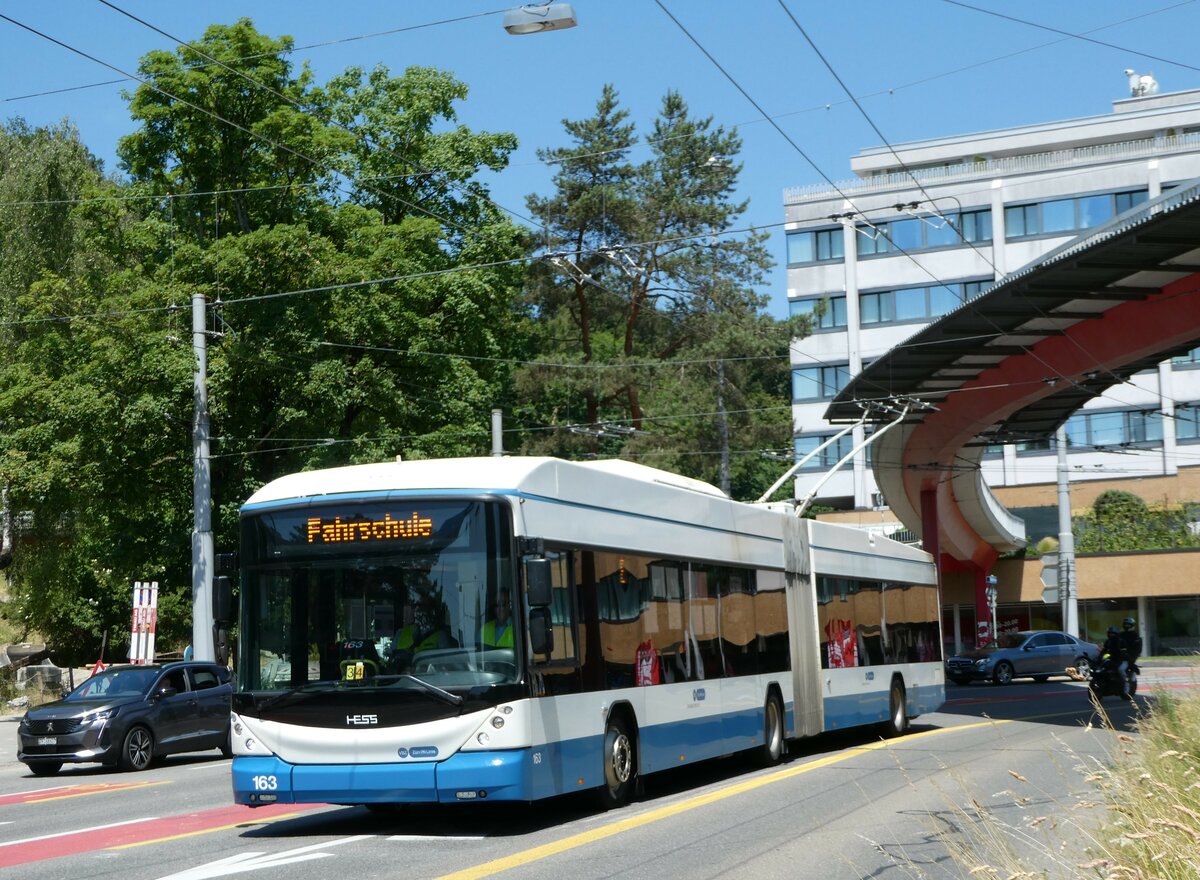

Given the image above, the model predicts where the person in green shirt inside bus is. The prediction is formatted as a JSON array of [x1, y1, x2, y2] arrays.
[[389, 587, 455, 671], [482, 589, 514, 649]]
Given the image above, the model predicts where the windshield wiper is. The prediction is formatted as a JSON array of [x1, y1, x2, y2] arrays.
[[396, 674, 464, 706]]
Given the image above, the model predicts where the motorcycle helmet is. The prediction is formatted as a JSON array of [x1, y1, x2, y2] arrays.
[[1108, 626, 1120, 637], [1123, 617, 1136, 630]]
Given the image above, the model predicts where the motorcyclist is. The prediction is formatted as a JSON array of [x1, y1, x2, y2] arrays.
[[1118, 617, 1142, 697], [1101, 625, 1123, 669]]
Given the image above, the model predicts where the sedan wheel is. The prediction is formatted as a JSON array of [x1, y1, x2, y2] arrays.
[[993, 661, 1014, 685], [119, 726, 154, 772]]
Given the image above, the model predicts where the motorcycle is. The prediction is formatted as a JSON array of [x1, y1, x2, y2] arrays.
[[1089, 655, 1138, 701]]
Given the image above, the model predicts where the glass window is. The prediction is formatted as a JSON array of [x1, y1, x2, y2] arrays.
[[797, 294, 848, 330], [1176, 406, 1200, 442], [238, 500, 515, 691], [1114, 189, 1149, 213], [790, 298, 818, 321], [1077, 194, 1114, 228], [1005, 204, 1034, 237], [893, 286, 926, 321], [1128, 410, 1163, 444], [1042, 199, 1075, 233], [829, 295, 848, 328], [787, 231, 814, 264], [794, 365, 851, 400], [961, 209, 992, 243], [1064, 414, 1087, 448], [789, 228, 843, 263], [888, 218, 923, 251], [1088, 411, 1125, 447], [860, 291, 885, 324], [963, 280, 992, 300], [925, 218, 960, 248], [856, 225, 888, 256], [795, 433, 854, 470], [929, 285, 961, 317], [815, 228, 844, 261]]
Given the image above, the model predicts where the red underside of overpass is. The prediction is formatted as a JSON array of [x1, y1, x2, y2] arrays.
[[907, 270, 1200, 574]]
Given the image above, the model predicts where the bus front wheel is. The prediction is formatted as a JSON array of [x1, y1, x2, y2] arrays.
[[597, 716, 635, 810]]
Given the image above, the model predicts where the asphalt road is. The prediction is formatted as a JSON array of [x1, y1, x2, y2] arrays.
[[0, 667, 1195, 880]]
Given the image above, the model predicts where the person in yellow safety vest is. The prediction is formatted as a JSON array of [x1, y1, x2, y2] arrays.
[[482, 589, 514, 649]]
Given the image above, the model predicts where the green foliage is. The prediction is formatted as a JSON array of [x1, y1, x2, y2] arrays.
[[0, 20, 527, 657], [1074, 490, 1200, 552]]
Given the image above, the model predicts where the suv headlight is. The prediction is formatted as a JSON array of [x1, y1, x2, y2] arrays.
[[974, 658, 986, 668], [82, 708, 118, 725]]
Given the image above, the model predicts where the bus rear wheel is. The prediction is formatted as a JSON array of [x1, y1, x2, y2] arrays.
[[882, 679, 908, 738], [758, 693, 785, 767], [597, 715, 635, 810]]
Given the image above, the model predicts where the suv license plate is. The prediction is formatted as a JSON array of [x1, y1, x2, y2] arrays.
[[37, 736, 57, 746]]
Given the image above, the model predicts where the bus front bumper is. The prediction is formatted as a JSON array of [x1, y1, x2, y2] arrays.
[[232, 750, 531, 806]]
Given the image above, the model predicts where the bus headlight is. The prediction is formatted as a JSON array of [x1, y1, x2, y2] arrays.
[[490, 716, 505, 729], [477, 732, 490, 746]]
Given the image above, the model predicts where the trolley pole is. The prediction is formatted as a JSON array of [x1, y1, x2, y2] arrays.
[[192, 294, 215, 662]]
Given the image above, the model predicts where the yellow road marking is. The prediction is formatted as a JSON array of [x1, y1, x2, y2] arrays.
[[27, 780, 170, 803], [435, 719, 1012, 880]]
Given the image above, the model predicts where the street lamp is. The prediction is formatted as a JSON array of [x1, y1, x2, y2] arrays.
[[503, 4, 577, 35]]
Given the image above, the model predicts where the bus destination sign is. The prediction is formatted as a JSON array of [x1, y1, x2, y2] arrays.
[[306, 512, 434, 544]]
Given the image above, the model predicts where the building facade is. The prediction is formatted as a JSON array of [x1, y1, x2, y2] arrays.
[[785, 83, 1200, 655]]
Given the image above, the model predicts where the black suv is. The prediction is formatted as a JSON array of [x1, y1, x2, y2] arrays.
[[17, 661, 232, 776]]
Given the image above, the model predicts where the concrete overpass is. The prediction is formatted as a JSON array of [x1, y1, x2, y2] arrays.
[[825, 181, 1200, 632]]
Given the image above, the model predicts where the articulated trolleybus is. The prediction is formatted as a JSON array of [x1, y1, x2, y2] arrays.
[[231, 456, 943, 808]]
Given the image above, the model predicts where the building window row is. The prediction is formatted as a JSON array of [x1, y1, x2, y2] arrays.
[[787, 190, 1150, 267], [1004, 189, 1148, 240], [1065, 407, 1163, 449], [791, 279, 993, 330], [856, 208, 992, 257], [794, 433, 855, 471], [861, 279, 992, 324]]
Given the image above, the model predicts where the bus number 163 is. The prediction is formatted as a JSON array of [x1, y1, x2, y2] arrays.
[[252, 775, 279, 791]]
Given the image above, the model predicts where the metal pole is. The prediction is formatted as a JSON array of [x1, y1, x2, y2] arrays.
[[1056, 425, 1078, 637], [491, 409, 504, 457], [715, 359, 731, 496], [192, 294, 215, 662]]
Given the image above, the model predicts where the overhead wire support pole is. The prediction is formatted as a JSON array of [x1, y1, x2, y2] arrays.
[[192, 293, 215, 662], [794, 405, 911, 517]]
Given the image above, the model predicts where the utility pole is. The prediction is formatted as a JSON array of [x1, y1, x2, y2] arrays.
[[192, 294, 215, 662], [1055, 425, 1079, 636]]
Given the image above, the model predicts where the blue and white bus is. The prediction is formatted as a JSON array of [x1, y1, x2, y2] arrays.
[[230, 456, 943, 808]]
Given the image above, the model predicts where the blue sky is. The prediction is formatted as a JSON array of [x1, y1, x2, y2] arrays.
[[2, 1, 1198, 317]]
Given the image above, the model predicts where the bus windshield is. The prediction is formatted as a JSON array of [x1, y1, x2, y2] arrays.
[[237, 499, 516, 692]]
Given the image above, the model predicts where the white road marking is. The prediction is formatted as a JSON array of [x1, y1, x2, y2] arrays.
[[154, 834, 373, 880], [0, 816, 156, 848]]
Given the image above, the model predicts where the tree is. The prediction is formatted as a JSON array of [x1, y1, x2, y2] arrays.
[[516, 86, 806, 497], [1, 21, 530, 656]]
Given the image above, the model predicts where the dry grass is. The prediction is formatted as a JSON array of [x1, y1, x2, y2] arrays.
[[938, 689, 1200, 880]]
